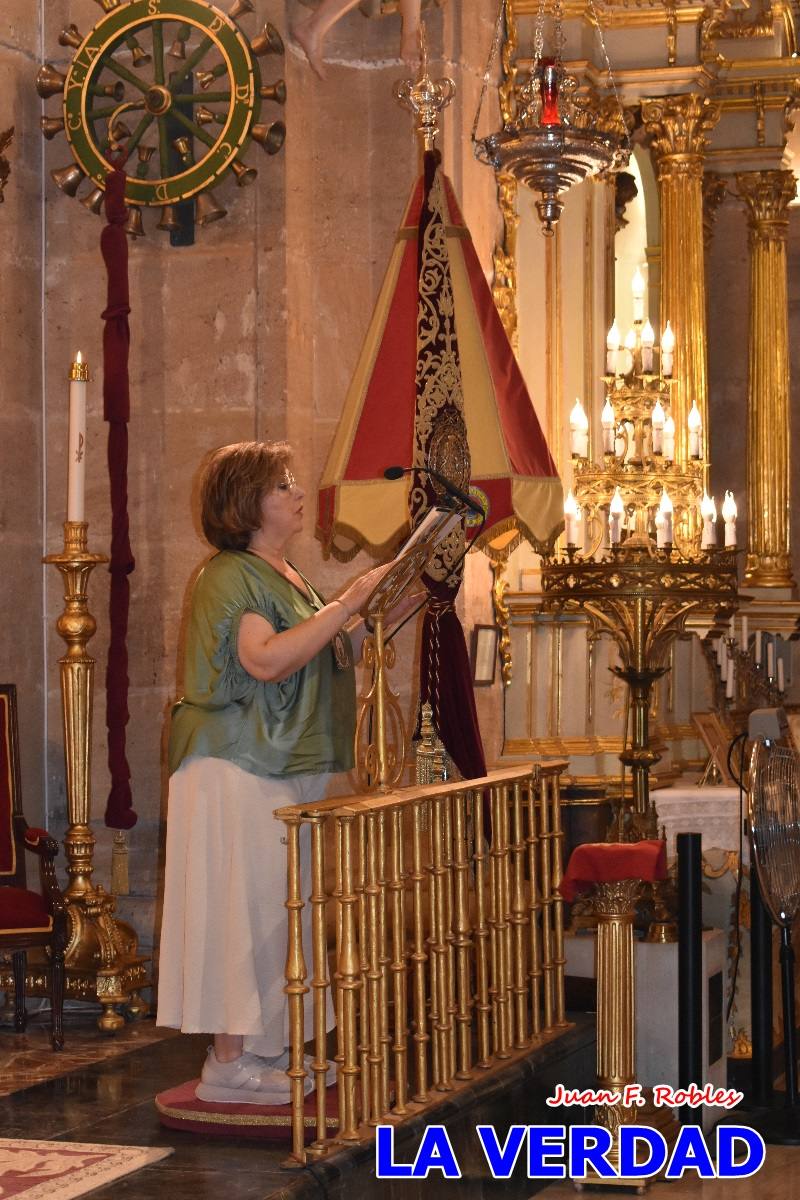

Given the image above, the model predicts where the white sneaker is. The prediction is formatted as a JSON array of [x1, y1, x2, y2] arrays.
[[194, 1047, 313, 1106]]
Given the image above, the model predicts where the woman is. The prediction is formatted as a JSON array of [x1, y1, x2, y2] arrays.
[[157, 441, 398, 1104]]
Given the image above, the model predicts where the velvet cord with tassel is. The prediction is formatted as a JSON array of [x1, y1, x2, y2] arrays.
[[100, 165, 137, 829], [414, 149, 486, 783]]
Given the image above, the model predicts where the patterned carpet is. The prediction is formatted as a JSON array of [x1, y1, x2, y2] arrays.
[[0, 1139, 172, 1198]]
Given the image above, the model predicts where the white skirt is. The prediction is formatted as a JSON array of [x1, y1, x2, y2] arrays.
[[156, 756, 330, 1055]]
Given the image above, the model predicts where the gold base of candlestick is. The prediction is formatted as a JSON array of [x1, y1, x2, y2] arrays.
[[33, 521, 152, 1031]]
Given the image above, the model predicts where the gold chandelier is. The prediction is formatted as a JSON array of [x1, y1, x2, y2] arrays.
[[472, 0, 629, 234]]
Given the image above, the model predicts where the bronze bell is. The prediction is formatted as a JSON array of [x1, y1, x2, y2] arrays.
[[81, 187, 106, 215], [196, 107, 220, 127], [168, 35, 186, 59], [51, 163, 86, 196], [111, 120, 132, 142], [36, 64, 66, 99], [230, 159, 258, 187], [229, 0, 255, 20], [251, 23, 284, 57], [172, 136, 192, 165], [132, 45, 152, 67], [58, 24, 84, 50], [196, 190, 227, 225], [92, 81, 125, 100], [40, 116, 65, 141], [156, 205, 181, 232], [137, 144, 156, 163], [196, 70, 215, 90], [259, 80, 286, 105], [124, 206, 145, 238], [251, 121, 285, 156]]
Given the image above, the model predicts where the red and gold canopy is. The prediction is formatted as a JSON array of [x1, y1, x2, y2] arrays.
[[317, 168, 562, 561]]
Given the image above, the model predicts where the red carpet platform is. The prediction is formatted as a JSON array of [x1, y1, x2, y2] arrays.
[[155, 1080, 338, 1140]]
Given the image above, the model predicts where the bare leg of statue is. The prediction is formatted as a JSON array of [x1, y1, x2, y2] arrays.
[[292, 0, 422, 80]]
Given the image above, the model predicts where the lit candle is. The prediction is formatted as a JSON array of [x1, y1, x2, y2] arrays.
[[601, 399, 616, 454], [688, 401, 702, 459], [606, 321, 621, 376], [701, 492, 717, 549], [657, 488, 673, 547], [755, 629, 762, 666], [722, 490, 737, 547], [632, 265, 646, 324], [570, 399, 589, 459], [651, 398, 665, 455], [661, 321, 675, 378], [641, 320, 655, 373], [609, 488, 624, 545], [564, 489, 580, 546], [663, 415, 675, 462], [767, 638, 775, 678], [622, 327, 636, 377], [778, 657, 786, 693], [741, 615, 749, 649], [67, 351, 88, 522]]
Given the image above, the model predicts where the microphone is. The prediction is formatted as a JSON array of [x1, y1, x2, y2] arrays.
[[384, 464, 484, 516]]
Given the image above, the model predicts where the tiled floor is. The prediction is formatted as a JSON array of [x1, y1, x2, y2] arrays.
[[0, 1014, 799, 1199]]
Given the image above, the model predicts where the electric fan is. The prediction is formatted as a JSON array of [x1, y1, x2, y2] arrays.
[[748, 735, 800, 1143]]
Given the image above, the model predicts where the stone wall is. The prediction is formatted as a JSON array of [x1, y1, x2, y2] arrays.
[[0, 1, 503, 965]]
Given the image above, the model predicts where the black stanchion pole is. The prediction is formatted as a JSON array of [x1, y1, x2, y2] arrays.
[[750, 867, 774, 1108], [678, 832, 702, 1126]]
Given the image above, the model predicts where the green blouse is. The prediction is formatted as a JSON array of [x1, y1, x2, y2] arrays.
[[168, 550, 356, 779]]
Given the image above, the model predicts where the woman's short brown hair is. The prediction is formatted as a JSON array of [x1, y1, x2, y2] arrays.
[[200, 441, 292, 551]]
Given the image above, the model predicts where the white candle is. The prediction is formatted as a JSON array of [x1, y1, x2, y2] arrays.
[[606, 321, 621, 376], [722, 490, 737, 547], [663, 415, 675, 462], [720, 648, 728, 682], [767, 639, 775, 678], [658, 488, 673, 546], [609, 488, 624, 545], [641, 320, 655, 374], [701, 493, 717, 549], [564, 489, 579, 545], [67, 351, 88, 522], [755, 630, 762, 666], [688, 401, 702, 459], [601, 399, 616, 454], [570, 399, 589, 459], [741, 615, 749, 649], [661, 321, 675, 378], [726, 660, 735, 700], [778, 658, 786, 694], [632, 265, 646, 324], [651, 399, 665, 455], [716, 636, 725, 667]]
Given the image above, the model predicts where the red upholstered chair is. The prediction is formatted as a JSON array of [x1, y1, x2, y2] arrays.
[[0, 685, 67, 1049]]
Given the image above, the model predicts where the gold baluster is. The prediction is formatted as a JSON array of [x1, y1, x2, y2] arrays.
[[495, 784, 513, 1058], [410, 798, 430, 1100], [442, 791, 458, 1083], [356, 813, 370, 1124], [335, 811, 361, 1141], [451, 787, 474, 1079], [539, 771, 555, 1031], [377, 811, 391, 1115], [488, 786, 500, 1057], [308, 816, 329, 1153], [510, 779, 528, 1048], [526, 770, 543, 1038], [430, 793, 453, 1088], [388, 805, 409, 1114], [282, 812, 308, 1164], [547, 768, 569, 1028], [472, 788, 492, 1067], [365, 812, 383, 1124], [333, 812, 345, 1129]]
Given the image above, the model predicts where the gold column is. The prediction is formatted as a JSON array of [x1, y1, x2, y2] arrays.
[[642, 95, 720, 465], [736, 169, 797, 589]]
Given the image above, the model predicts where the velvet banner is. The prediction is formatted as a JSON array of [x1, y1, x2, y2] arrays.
[[100, 167, 137, 830], [413, 151, 486, 782]]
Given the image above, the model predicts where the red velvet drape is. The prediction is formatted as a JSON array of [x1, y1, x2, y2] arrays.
[[100, 167, 137, 829]]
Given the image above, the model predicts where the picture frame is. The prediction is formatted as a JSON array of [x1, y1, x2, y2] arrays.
[[471, 624, 500, 687]]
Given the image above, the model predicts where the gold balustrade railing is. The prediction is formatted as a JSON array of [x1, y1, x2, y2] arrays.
[[275, 761, 571, 1165]]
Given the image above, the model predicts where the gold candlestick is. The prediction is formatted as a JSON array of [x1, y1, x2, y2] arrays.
[[38, 521, 151, 1031]]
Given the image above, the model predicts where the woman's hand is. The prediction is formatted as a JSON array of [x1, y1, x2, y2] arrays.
[[337, 562, 394, 619]]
